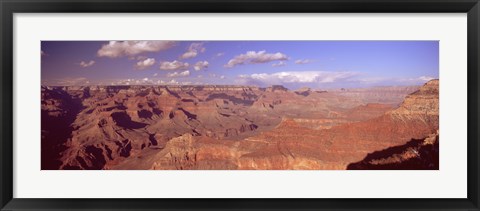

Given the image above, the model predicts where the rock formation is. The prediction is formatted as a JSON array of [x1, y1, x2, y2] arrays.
[[41, 80, 438, 170]]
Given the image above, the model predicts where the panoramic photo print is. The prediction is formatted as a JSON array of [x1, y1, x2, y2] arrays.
[[41, 41, 439, 170]]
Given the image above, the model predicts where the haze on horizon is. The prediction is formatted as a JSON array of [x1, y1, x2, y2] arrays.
[[41, 41, 439, 89]]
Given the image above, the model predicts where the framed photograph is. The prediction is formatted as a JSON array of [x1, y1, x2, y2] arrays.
[[1, 0, 479, 210]]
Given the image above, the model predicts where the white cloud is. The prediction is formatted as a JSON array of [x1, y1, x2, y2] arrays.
[[167, 79, 179, 85], [193, 61, 209, 71], [179, 42, 206, 59], [272, 61, 286, 67], [346, 75, 438, 87], [216, 52, 225, 57], [180, 51, 198, 60], [295, 59, 312, 64], [159, 60, 189, 71], [45, 77, 89, 86], [220, 75, 226, 79], [135, 58, 156, 70], [418, 76, 435, 81], [110, 78, 160, 85], [78, 60, 95, 68], [153, 73, 158, 77], [224, 50, 288, 68], [397, 76, 437, 83], [236, 71, 358, 86], [97, 41, 176, 58], [167, 70, 190, 78]]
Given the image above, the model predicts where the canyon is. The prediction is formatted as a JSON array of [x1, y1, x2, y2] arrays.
[[41, 80, 439, 170]]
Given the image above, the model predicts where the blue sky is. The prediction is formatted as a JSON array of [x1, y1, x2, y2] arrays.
[[41, 41, 438, 89]]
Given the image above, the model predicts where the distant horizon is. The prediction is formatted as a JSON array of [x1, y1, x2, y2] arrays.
[[42, 41, 439, 89], [42, 78, 438, 91]]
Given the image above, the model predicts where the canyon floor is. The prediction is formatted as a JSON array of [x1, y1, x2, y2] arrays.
[[41, 80, 439, 170]]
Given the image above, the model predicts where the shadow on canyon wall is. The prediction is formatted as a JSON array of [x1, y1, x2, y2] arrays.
[[41, 88, 84, 170], [347, 135, 439, 170]]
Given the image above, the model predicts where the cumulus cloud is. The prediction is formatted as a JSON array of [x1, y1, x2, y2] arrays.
[[193, 61, 209, 71], [180, 51, 197, 60], [167, 70, 190, 78], [97, 41, 176, 58], [396, 76, 437, 83], [179, 42, 206, 59], [272, 61, 286, 67], [114, 79, 132, 85], [418, 76, 435, 81], [166, 79, 179, 85], [151, 79, 196, 85], [109, 78, 142, 85], [295, 59, 312, 64], [44, 77, 90, 86], [236, 71, 358, 86], [224, 50, 288, 68], [78, 60, 95, 68], [216, 52, 225, 57], [159, 60, 189, 71], [348, 75, 438, 87], [135, 58, 156, 70]]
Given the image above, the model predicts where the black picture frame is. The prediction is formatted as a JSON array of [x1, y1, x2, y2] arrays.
[[1, 0, 479, 210]]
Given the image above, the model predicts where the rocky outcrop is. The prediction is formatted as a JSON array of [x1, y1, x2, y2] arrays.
[[266, 85, 288, 93], [150, 134, 199, 170], [294, 87, 311, 96], [389, 79, 439, 117], [148, 134, 239, 170]]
